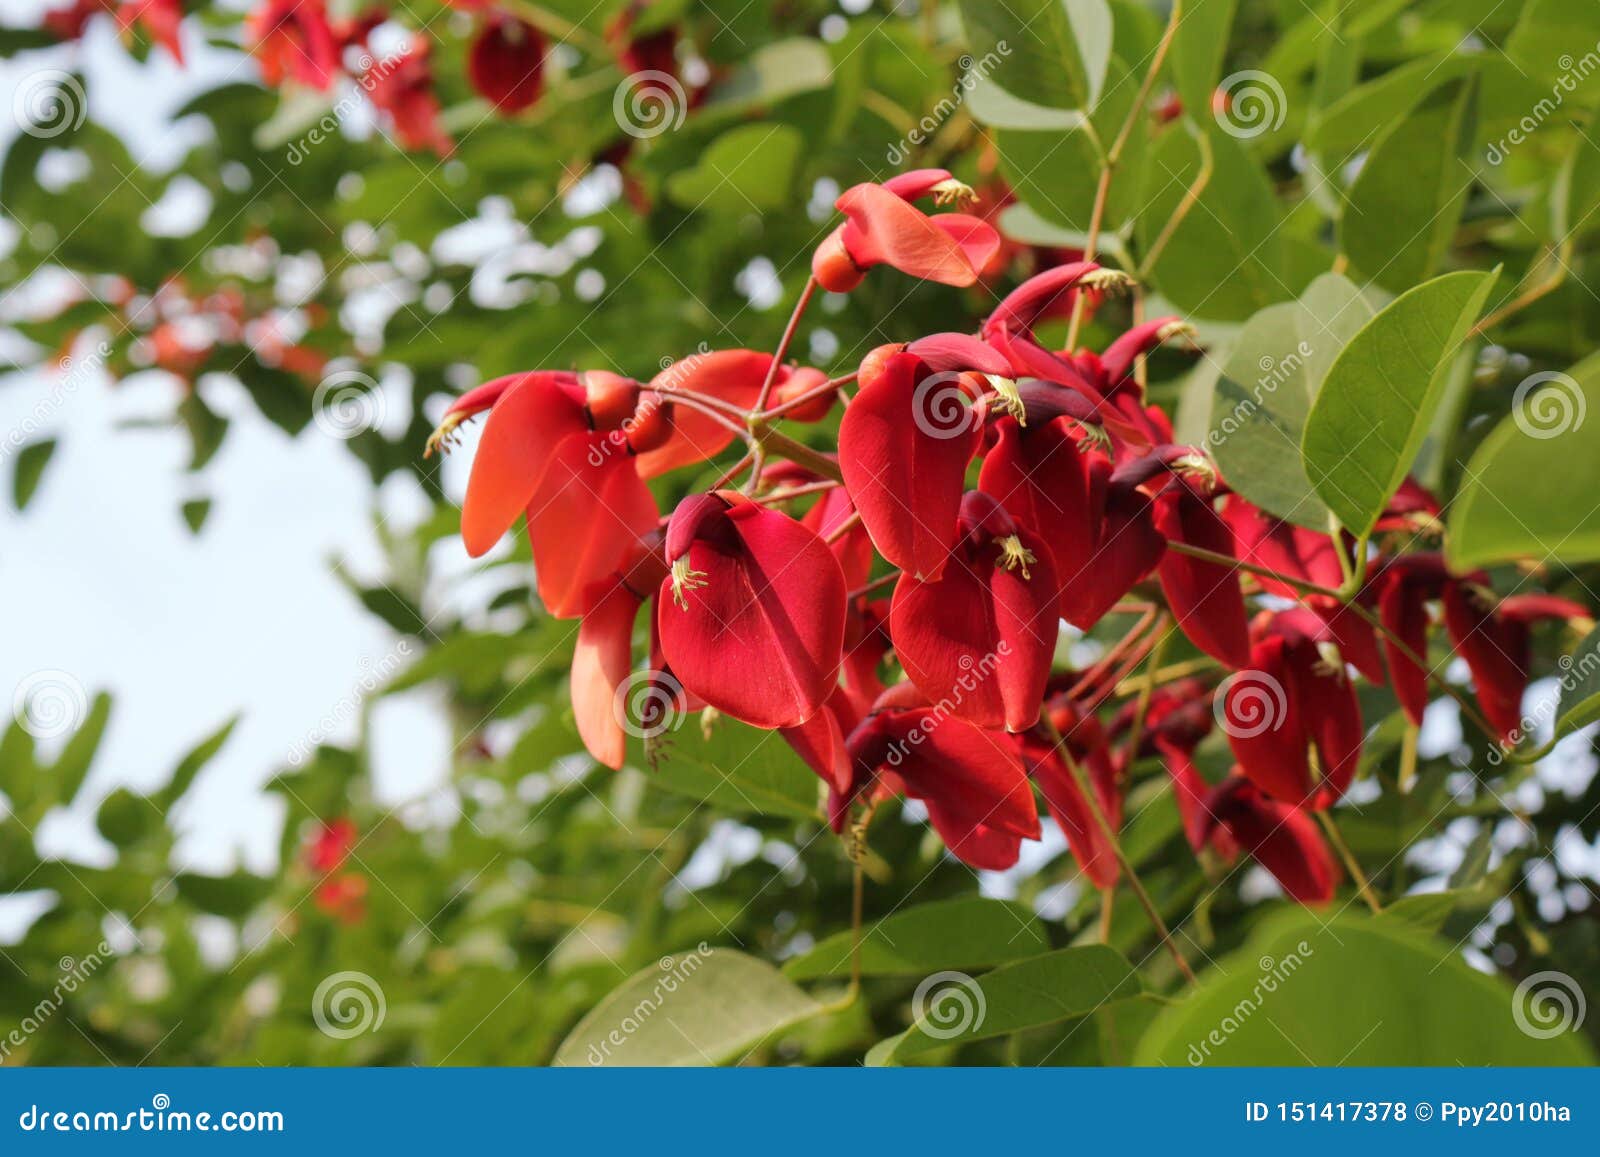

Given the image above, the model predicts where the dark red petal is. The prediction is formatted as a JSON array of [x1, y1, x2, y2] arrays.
[[870, 714, 1041, 849], [468, 16, 546, 113], [1208, 777, 1339, 905], [839, 353, 979, 581], [1443, 582, 1529, 741], [779, 699, 852, 795], [983, 262, 1101, 337], [1221, 495, 1343, 597], [1154, 484, 1251, 669], [1019, 735, 1118, 887], [1156, 738, 1236, 859], [658, 503, 846, 729], [572, 578, 644, 769], [1057, 469, 1165, 629], [1379, 572, 1433, 726], [526, 435, 659, 619], [802, 486, 872, 591], [1221, 636, 1314, 804], [460, 372, 587, 556], [978, 417, 1095, 576]]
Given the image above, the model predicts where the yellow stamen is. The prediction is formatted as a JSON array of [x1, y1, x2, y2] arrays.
[[1314, 641, 1345, 678], [997, 535, 1037, 580], [987, 376, 1026, 424], [1080, 269, 1137, 296], [1171, 452, 1219, 489], [1155, 319, 1200, 348], [424, 411, 469, 458], [930, 178, 978, 208], [670, 556, 708, 610]]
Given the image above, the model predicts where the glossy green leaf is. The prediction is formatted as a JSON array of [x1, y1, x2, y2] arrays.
[[647, 717, 821, 821], [1207, 273, 1378, 528], [956, 0, 1112, 113], [11, 437, 56, 510], [1341, 76, 1478, 295], [1170, 0, 1238, 119], [1448, 350, 1600, 569], [1134, 910, 1595, 1065], [1302, 268, 1498, 537], [1506, 0, 1600, 92], [784, 898, 1049, 980], [872, 945, 1142, 1062], [664, 124, 803, 214], [553, 947, 822, 1066]]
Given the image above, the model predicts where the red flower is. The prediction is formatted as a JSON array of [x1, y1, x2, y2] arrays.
[[305, 817, 358, 874], [839, 351, 983, 581], [1221, 495, 1343, 598], [468, 15, 547, 113], [1020, 700, 1121, 886], [313, 873, 368, 924], [633, 349, 788, 478], [890, 492, 1058, 732], [571, 541, 666, 769], [119, 0, 184, 62], [1442, 584, 1588, 741], [811, 170, 1000, 293], [657, 493, 846, 729], [1202, 777, 1340, 905], [1115, 679, 1230, 858], [844, 685, 1041, 869], [1153, 476, 1251, 669], [247, 0, 341, 91], [1219, 609, 1363, 809], [366, 43, 452, 155]]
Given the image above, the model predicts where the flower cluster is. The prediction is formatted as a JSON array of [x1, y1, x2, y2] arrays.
[[429, 169, 1589, 907]]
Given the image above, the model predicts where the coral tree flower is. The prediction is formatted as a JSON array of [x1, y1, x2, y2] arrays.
[[890, 491, 1058, 732], [1202, 777, 1339, 904], [844, 685, 1040, 868], [1153, 476, 1251, 670], [247, 0, 341, 90], [657, 493, 846, 730], [1020, 699, 1121, 886], [570, 539, 668, 770], [812, 170, 1000, 293], [366, 43, 453, 155], [468, 14, 547, 113], [1220, 609, 1362, 809], [839, 351, 983, 582]]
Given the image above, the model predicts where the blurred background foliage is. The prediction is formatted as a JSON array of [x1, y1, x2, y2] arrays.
[[2, 0, 1600, 1065]]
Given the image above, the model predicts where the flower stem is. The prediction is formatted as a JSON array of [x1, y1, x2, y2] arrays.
[[753, 275, 818, 413], [1316, 810, 1383, 913]]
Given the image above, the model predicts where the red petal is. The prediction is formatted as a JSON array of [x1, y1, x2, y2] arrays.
[[1155, 484, 1251, 669], [1056, 465, 1165, 629], [1221, 495, 1343, 597], [779, 695, 852, 795], [1019, 734, 1118, 887], [526, 435, 659, 618], [978, 417, 1095, 578], [1443, 582, 1529, 741], [571, 578, 644, 769], [835, 184, 988, 286], [658, 501, 846, 728], [460, 372, 587, 556], [983, 262, 1101, 337], [1208, 777, 1339, 904], [634, 349, 772, 478], [1379, 572, 1433, 726], [468, 16, 546, 113], [839, 353, 979, 581]]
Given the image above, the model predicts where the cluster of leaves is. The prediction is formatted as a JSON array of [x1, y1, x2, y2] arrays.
[[3, 0, 1600, 1065]]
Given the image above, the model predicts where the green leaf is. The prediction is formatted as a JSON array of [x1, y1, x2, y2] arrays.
[[552, 947, 822, 1066], [173, 871, 272, 919], [1448, 823, 1496, 889], [96, 787, 156, 849], [957, 0, 1112, 113], [1207, 273, 1378, 528], [663, 124, 803, 215], [154, 716, 239, 810], [1170, 0, 1238, 118], [11, 438, 56, 510], [1301, 268, 1498, 538], [1447, 350, 1600, 569], [783, 898, 1049, 980], [1136, 127, 1293, 321], [1506, 0, 1600, 93], [873, 945, 1142, 1062], [49, 692, 111, 807], [647, 717, 821, 821], [1545, 622, 1600, 744], [702, 38, 833, 114], [1341, 76, 1478, 295], [1134, 910, 1595, 1065], [1306, 52, 1477, 163], [180, 499, 211, 535], [1552, 129, 1600, 244]]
